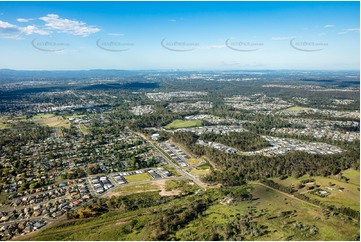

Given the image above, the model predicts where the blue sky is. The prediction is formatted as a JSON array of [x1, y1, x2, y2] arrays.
[[0, 1, 359, 70]]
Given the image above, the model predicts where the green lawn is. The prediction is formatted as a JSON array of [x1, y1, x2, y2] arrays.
[[286, 106, 311, 111], [124, 173, 151, 183], [164, 119, 202, 129]]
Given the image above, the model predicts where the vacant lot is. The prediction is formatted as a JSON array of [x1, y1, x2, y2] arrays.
[[286, 106, 311, 111], [165, 119, 202, 129], [190, 168, 210, 176], [125, 173, 151, 183], [32, 114, 70, 128], [104, 178, 184, 198], [105, 182, 159, 197], [187, 157, 205, 166]]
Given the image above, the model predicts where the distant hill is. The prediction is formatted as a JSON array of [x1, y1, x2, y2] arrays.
[[0, 69, 139, 81]]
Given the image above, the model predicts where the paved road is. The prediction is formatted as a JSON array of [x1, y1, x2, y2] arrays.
[[151, 142, 207, 188], [130, 130, 207, 188]]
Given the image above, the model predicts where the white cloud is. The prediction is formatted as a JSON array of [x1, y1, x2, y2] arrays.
[[39, 14, 100, 37], [17, 18, 33, 23], [169, 19, 177, 22], [271, 36, 293, 40], [338, 28, 360, 35], [0, 20, 16, 28], [0, 20, 49, 39], [324, 25, 334, 28], [0, 20, 22, 39], [0, 14, 100, 39], [21, 25, 49, 35]]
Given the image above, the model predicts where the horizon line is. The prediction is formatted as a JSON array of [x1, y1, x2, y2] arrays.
[[1, 68, 360, 72]]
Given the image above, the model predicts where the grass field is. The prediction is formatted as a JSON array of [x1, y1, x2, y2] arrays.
[[271, 169, 360, 211], [124, 173, 151, 183], [286, 106, 312, 111], [304, 176, 359, 210], [78, 124, 90, 135], [190, 168, 210, 176], [176, 184, 359, 241], [32, 114, 70, 128], [106, 183, 159, 197], [342, 168, 360, 186], [196, 163, 211, 169], [0, 116, 8, 130], [249, 184, 359, 241], [164, 119, 202, 129], [187, 157, 205, 166], [21, 183, 359, 241]]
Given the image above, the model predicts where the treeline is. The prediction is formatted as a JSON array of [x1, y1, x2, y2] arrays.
[[200, 131, 270, 151], [260, 179, 297, 194]]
